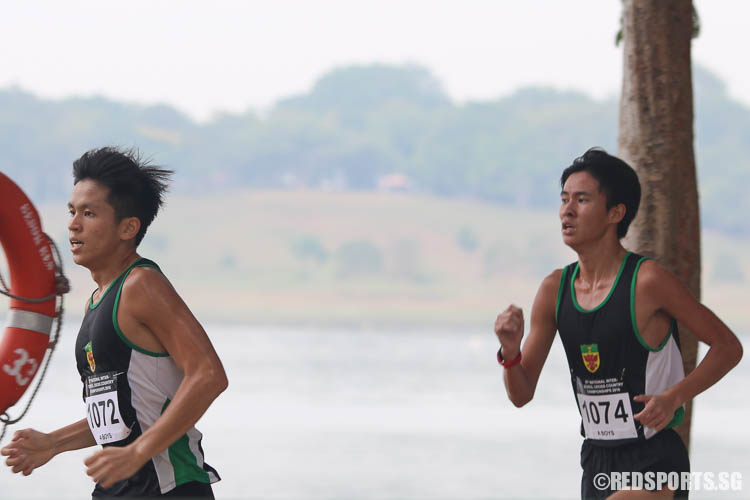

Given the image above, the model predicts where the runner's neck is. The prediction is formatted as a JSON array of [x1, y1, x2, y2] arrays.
[[575, 245, 628, 288], [90, 252, 141, 298]]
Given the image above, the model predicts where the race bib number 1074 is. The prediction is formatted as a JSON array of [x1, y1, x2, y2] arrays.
[[576, 392, 638, 440]]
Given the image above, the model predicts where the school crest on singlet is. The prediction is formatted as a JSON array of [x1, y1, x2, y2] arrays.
[[580, 344, 600, 373], [84, 341, 96, 372]]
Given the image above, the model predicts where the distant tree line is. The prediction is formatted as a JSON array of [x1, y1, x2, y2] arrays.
[[1, 64, 748, 236]]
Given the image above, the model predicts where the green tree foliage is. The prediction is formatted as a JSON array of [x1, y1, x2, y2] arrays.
[[455, 226, 479, 253], [291, 235, 328, 263], [277, 64, 450, 123], [1, 64, 748, 236], [336, 240, 384, 277], [692, 69, 750, 235]]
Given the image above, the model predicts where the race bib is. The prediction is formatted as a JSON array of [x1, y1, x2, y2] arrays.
[[85, 371, 131, 445], [575, 377, 638, 440]]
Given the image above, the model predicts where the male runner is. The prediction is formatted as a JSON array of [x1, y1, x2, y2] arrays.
[[494, 148, 742, 499], [2, 147, 227, 498]]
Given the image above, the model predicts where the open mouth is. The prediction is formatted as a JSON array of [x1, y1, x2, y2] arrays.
[[562, 223, 576, 234], [70, 240, 84, 250]]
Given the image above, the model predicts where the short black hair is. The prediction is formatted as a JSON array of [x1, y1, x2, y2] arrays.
[[560, 148, 641, 239], [73, 147, 173, 246]]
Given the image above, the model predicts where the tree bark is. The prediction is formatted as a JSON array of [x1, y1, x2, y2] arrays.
[[618, 0, 699, 451]]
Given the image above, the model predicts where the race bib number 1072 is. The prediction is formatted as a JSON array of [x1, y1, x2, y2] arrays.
[[84, 372, 131, 445]]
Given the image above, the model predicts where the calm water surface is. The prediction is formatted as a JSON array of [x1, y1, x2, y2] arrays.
[[1, 324, 747, 499]]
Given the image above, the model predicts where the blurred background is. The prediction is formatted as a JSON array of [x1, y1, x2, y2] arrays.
[[1, 1, 748, 498]]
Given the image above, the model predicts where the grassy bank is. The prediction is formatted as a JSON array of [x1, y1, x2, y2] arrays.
[[3, 189, 747, 332]]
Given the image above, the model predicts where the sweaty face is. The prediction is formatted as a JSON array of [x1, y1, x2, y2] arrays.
[[68, 180, 122, 269], [559, 171, 616, 248]]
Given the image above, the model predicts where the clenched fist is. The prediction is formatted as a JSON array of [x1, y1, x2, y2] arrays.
[[494, 305, 524, 358], [1, 428, 56, 476]]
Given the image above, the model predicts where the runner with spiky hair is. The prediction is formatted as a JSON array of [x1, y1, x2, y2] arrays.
[[2, 147, 227, 498]]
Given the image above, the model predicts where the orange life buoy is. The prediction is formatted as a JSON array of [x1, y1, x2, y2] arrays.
[[0, 172, 57, 414]]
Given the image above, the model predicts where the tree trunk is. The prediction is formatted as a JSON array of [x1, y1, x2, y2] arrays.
[[618, 0, 699, 451]]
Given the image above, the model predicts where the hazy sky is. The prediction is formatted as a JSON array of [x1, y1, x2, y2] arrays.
[[1, 0, 748, 122]]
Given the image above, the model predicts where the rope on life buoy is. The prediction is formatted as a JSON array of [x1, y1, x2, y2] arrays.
[[0, 234, 69, 443]]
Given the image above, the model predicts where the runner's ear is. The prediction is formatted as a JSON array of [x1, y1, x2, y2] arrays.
[[608, 203, 626, 225], [119, 216, 141, 242]]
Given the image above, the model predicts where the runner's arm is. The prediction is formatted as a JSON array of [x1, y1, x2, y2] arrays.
[[633, 261, 743, 428], [1, 418, 95, 475], [497, 270, 561, 407], [83, 269, 228, 488], [48, 418, 97, 453], [132, 276, 229, 459]]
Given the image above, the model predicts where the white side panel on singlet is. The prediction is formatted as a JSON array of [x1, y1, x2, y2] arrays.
[[643, 335, 686, 439], [127, 350, 213, 492]]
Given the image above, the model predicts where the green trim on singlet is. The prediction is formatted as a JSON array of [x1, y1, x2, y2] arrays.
[[665, 405, 685, 430], [555, 266, 569, 324], [162, 399, 211, 486], [570, 252, 631, 313], [112, 261, 169, 357], [630, 256, 673, 352], [89, 259, 142, 310]]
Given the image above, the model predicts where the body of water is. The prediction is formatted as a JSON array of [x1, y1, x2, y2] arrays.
[[1, 324, 747, 499]]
